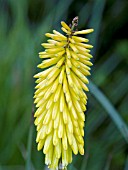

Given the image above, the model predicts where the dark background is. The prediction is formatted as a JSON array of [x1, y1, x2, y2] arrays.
[[0, 0, 128, 170]]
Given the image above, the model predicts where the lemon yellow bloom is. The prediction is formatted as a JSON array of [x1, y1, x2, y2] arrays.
[[34, 16, 94, 170]]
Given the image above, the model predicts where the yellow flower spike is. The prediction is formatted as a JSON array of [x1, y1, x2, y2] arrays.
[[77, 111, 85, 122], [54, 111, 60, 129], [39, 54, 53, 59], [43, 109, 52, 125], [62, 104, 68, 124], [80, 67, 91, 76], [69, 86, 80, 101], [41, 43, 55, 48], [53, 30, 67, 39], [47, 39, 57, 44], [66, 58, 72, 68], [81, 103, 87, 111], [37, 58, 57, 69], [50, 150, 59, 169], [67, 74, 74, 87], [66, 130, 73, 146], [77, 61, 91, 71], [72, 83, 82, 97], [46, 120, 53, 134], [72, 65, 89, 84], [34, 104, 45, 117], [45, 33, 67, 41], [71, 118, 79, 128], [70, 72, 82, 89], [60, 90, 65, 112], [56, 56, 65, 68], [58, 114, 64, 138], [78, 53, 92, 59], [78, 143, 84, 155], [71, 58, 80, 68], [61, 21, 71, 31], [36, 123, 42, 131], [75, 44, 90, 53], [46, 67, 59, 80], [76, 134, 84, 145], [68, 147, 72, 163], [37, 139, 45, 151], [74, 28, 94, 35], [56, 41, 68, 47], [43, 87, 52, 100], [62, 126, 68, 150], [34, 66, 54, 78], [43, 133, 53, 154], [69, 37, 75, 44], [65, 64, 71, 75], [66, 113, 73, 134], [66, 48, 71, 58], [70, 51, 79, 60], [46, 95, 54, 109], [35, 98, 46, 108], [63, 74, 69, 93], [78, 78, 89, 91], [34, 110, 47, 125], [61, 27, 71, 35], [50, 79, 59, 94], [72, 35, 89, 42], [55, 50, 65, 57], [45, 144, 53, 165], [53, 129, 59, 145], [52, 100, 60, 120], [73, 100, 83, 113], [76, 42, 93, 49], [54, 84, 62, 102], [59, 65, 65, 84], [71, 135, 78, 155], [36, 125, 47, 141], [69, 43, 79, 53], [62, 149, 68, 167], [74, 127, 81, 138], [45, 47, 64, 54], [34, 16, 94, 169], [54, 138, 62, 158]]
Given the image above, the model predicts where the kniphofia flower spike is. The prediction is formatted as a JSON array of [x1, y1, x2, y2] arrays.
[[34, 17, 94, 170]]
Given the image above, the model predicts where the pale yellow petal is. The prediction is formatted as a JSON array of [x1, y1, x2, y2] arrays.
[[61, 21, 71, 31], [74, 29, 94, 35]]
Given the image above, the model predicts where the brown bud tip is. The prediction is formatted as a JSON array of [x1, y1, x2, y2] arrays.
[[72, 16, 79, 26]]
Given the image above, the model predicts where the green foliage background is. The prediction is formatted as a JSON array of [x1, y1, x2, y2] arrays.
[[0, 0, 128, 170]]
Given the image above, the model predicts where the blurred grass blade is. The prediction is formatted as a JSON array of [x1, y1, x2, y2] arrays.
[[103, 154, 112, 170], [89, 81, 128, 143], [78, 2, 91, 27], [124, 155, 128, 170], [37, 0, 73, 38], [0, 109, 31, 163], [53, 0, 73, 23], [93, 54, 122, 86], [81, 150, 89, 170], [25, 121, 34, 170], [88, 0, 106, 56]]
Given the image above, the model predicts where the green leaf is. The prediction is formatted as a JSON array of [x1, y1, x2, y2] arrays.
[[89, 81, 128, 143], [25, 123, 34, 170]]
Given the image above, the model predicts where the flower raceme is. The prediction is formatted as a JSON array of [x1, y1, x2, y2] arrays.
[[34, 17, 94, 170]]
